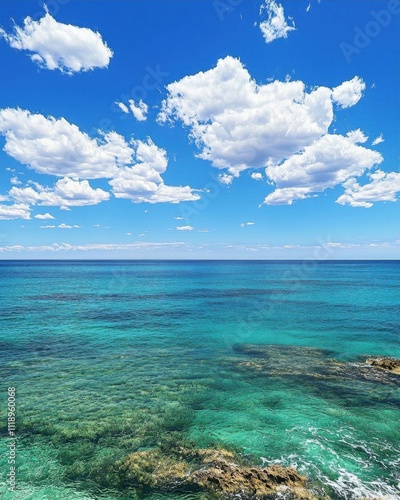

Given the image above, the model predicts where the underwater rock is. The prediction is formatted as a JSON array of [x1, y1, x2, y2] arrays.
[[365, 356, 400, 375], [118, 446, 319, 499], [117, 449, 190, 488], [191, 460, 317, 499], [229, 344, 400, 386]]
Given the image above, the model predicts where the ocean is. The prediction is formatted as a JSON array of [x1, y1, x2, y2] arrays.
[[0, 260, 399, 499]]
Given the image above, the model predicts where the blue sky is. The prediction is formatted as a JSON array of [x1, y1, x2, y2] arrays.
[[0, 0, 399, 259]]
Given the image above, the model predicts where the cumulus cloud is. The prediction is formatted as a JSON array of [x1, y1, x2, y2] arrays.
[[0, 9, 113, 73], [176, 225, 194, 231], [264, 133, 383, 205], [259, 0, 296, 43], [109, 138, 200, 203], [159, 56, 334, 175], [0, 203, 30, 220], [10, 177, 110, 209], [159, 57, 382, 207], [332, 77, 366, 108], [0, 108, 198, 207], [10, 176, 22, 185], [34, 212, 54, 220], [218, 173, 234, 185], [346, 129, 368, 144], [0, 108, 133, 179], [336, 170, 400, 208]]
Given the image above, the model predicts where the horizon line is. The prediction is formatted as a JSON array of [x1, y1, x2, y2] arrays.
[[0, 258, 399, 262]]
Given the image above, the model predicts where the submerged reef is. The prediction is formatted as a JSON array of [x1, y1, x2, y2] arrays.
[[365, 356, 400, 375], [117, 445, 323, 499], [229, 344, 400, 386]]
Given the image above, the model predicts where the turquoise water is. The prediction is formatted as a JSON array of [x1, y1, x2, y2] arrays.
[[0, 260, 399, 499]]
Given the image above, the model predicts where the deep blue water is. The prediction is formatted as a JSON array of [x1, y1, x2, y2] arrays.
[[0, 260, 399, 499]]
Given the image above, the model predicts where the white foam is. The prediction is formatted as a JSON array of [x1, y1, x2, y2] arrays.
[[261, 425, 400, 499]]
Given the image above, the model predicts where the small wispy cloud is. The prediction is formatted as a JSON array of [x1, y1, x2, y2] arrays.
[[372, 134, 384, 146], [116, 99, 148, 121], [58, 223, 80, 229]]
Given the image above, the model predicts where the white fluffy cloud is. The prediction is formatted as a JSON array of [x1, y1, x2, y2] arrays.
[[0, 9, 113, 73], [34, 213, 54, 220], [10, 176, 22, 185], [159, 56, 335, 175], [332, 77, 366, 108], [10, 177, 110, 209], [0, 203, 30, 220], [0, 108, 133, 179], [109, 138, 200, 204], [336, 170, 400, 208], [176, 225, 194, 231], [264, 133, 382, 205], [218, 173, 234, 185], [0, 108, 198, 207], [259, 0, 296, 43], [128, 99, 148, 121], [159, 56, 386, 207]]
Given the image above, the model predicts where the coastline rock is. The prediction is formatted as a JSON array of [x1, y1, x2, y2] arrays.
[[365, 357, 400, 375], [118, 446, 320, 499], [191, 460, 316, 499]]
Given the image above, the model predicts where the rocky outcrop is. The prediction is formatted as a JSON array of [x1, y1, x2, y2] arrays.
[[228, 344, 400, 386], [191, 460, 316, 499], [365, 357, 400, 375], [117, 446, 321, 498]]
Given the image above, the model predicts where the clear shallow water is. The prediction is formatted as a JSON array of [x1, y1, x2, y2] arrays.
[[0, 260, 399, 499]]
